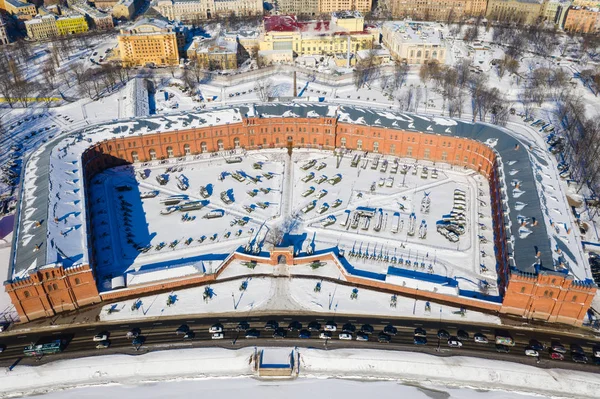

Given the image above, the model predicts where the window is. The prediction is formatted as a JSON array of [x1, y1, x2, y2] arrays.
[[549, 291, 553, 298], [572, 295, 578, 302], [520, 287, 526, 294], [75, 278, 81, 285], [441, 151, 447, 161], [544, 290, 549, 297], [200, 142, 207, 153], [233, 137, 240, 149], [390, 144, 396, 154], [131, 151, 139, 162], [373, 141, 379, 153], [23, 291, 30, 298], [263, 138, 267, 145], [48, 285, 53, 292], [52, 283, 58, 291], [166, 146, 174, 157], [356, 139, 363, 150], [301, 137, 305, 144], [424, 148, 430, 159], [407, 146, 413, 156], [341, 137, 347, 147], [183, 144, 191, 156], [551, 278, 556, 284]]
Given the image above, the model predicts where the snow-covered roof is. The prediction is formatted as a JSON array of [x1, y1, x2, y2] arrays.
[[8, 103, 589, 286]]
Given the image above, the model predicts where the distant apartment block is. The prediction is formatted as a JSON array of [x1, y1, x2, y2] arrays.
[[318, 0, 372, 13], [25, 14, 58, 39], [71, 2, 115, 30], [381, 20, 446, 64], [388, 0, 487, 21], [486, 0, 544, 24], [186, 36, 239, 70], [56, 14, 89, 35], [154, 0, 262, 22], [564, 5, 600, 32], [112, 0, 144, 20], [91, 0, 120, 9], [0, 15, 10, 44], [0, 0, 36, 16], [275, 0, 319, 16], [118, 18, 185, 67]]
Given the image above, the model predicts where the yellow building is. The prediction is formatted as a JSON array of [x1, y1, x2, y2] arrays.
[[382, 21, 446, 64], [25, 15, 58, 40], [486, 0, 544, 25], [388, 0, 487, 21], [541, 0, 572, 24], [112, 0, 144, 20], [318, 0, 372, 14], [275, 0, 319, 16], [56, 15, 89, 35], [187, 37, 238, 70], [0, 0, 36, 16], [154, 0, 262, 22], [118, 18, 183, 67], [258, 13, 375, 65]]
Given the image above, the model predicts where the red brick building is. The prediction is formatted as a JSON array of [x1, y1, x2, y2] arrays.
[[6, 108, 596, 325]]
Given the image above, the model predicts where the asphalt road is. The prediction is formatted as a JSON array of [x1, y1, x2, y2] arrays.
[[1, 314, 600, 373]]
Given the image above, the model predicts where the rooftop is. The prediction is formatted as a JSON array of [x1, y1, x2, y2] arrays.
[[382, 21, 443, 45], [8, 103, 590, 290], [331, 10, 363, 19]]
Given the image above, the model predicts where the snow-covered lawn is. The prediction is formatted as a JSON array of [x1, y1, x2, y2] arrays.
[[5, 347, 600, 398]]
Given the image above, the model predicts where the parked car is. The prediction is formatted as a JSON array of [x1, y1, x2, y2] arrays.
[[288, 321, 302, 331], [383, 325, 397, 336], [414, 327, 427, 338], [414, 336, 428, 345], [93, 332, 109, 342], [339, 333, 352, 340], [356, 333, 369, 342], [209, 323, 223, 333], [592, 345, 600, 358], [96, 340, 110, 349], [245, 329, 260, 339], [550, 352, 564, 360], [236, 321, 250, 332], [457, 330, 469, 341], [378, 333, 391, 343], [319, 331, 332, 340], [308, 321, 321, 331], [360, 324, 374, 334], [495, 344, 510, 353], [342, 323, 356, 333], [438, 329, 450, 340], [176, 324, 189, 335], [324, 321, 337, 332], [298, 330, 311, 339], [0, 322, 9, 332], [264, 320, 278, 330], [528, 339, 544, 351], [132, 336, 145, 346], [183, 331, 195, 340], [572, 353, 588, 363], [126, 328, 141, 339], [551, 341, 567, 354], [473, 333, 488, 344], [0, 344, 6, 353], [273, 328, 287, 339], [448, 337, 462, 348], [570, 343, 585, 355], [525, 348, 539, 357], [212, 333, 224, 340]]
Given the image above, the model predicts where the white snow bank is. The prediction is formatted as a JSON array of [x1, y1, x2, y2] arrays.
[[2, 348, 253, 398], [300, 348, 600, 399]]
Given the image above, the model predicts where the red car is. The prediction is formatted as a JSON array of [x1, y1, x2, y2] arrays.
[[550, 352, 564, 360]]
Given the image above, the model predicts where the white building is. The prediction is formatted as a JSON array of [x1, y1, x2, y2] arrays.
[[381, 21, 446, 65]]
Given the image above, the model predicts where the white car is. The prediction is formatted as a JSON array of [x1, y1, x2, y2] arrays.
[[319, 332, 332, 340], [209, 324, 223, 333], [324, 323, 337, 332], [96, 340, 110, 349], [93, 333, 108, 342], [338, 333, 352, 340], [525, 349, 539, 357], [212, 333, 224, 340], [448, 339, 463, 348], [356, 333, 369, 342]]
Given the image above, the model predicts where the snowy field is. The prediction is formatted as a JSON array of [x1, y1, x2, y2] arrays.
[[89, 148, 497, 298], [99, 272, 500, 324], [22, 377, 550, 399], [4, 347, 600, 399]]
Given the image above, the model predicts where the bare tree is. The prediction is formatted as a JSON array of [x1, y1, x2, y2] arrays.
[[254, 78, 273, 102]]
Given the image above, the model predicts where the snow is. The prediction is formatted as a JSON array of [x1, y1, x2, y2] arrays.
[[5, 347, 600, 399], [99, 272, 499, 324]]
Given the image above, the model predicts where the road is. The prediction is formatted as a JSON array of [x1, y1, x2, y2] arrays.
[[1, 314, 600, 373]]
